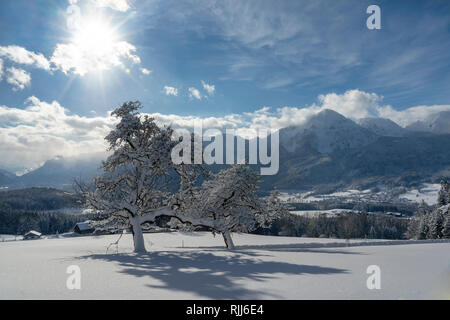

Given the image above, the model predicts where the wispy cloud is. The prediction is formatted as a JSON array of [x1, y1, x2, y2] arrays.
[[158, 0, 362, 88], [164, 86, 178, 96], [68, 0, 131, 12], [140, 68, 151, 75], [201, 80, 215, 95], [91, 0, 131, 12], [149, 0, 450, 98], [188, 87, 202, 100]]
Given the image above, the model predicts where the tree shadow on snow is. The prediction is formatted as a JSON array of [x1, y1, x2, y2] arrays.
[[80, 250, 348, 299], [191, 243, 364, 255]]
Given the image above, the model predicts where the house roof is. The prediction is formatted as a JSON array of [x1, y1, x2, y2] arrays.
[[75, 221, 94, 231], [25, 230, 41, 236]]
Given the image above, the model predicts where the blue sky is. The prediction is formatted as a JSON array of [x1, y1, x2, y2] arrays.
[[1, 0, 449, 116], [0, 0, 450, 172]]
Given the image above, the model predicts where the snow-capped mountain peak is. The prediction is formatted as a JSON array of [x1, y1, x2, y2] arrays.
[[406, 111, 450, 135], [280, 109, 378, 153], [357, 117, 406, 137]]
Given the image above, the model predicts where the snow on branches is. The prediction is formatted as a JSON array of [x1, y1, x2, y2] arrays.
[[81, 101, 285, 252], [408, 180, 450, 240]]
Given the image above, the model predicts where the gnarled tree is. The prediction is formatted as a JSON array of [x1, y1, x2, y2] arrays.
[[82, 101, 284, 252]]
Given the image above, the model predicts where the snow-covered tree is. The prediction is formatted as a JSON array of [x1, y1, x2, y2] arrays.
[[428, 181, 450, 239], [417, 214, 429, 240], [437, 180, 450, 206], [83, 101, 177, 252], [407, 200, 427, 239], [443, 207, 450, 238], [368, 225, 377, 239], [409, 181, 450, 240], [171, 165, 285, 249], [428, 208, 444, 239], [82, 101, 284, 252]]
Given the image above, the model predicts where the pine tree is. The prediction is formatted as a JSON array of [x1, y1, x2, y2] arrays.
[[437, 180, 449, 206], [407, 200, 428, 239], [429, 208, 444, 239], [417, 213, 429, 240], [406, 217, 419, 239], [443, 209, 450, 239], [430, 180, 450, 239], [437, 203, 450, 239]]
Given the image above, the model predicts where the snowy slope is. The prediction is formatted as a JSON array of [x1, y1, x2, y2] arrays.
[[289, 209, 359, 217], [398, 183, 441, 205], [1, 232, 449, 299], [406, 111, 450, 135], [279, 109, 378, 153], [0, 169, 17, 186], [357, 117, 406, 137]]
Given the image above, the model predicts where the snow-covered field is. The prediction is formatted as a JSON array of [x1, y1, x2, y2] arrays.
[[398, 183, 441, 205], [280, 183, 441, 205], [1, 232, 449, 299], [289, 209, 358, 217], [0, 234, 22, 241]]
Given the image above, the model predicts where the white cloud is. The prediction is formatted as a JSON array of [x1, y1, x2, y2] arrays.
[[152, 89, 450, 133], [67, 0, 130, 11], [50, 13, 141, 75], [0, 46, 52, 90], [201, 80, 215, 95], [91, 0, 130, 12], [51, 40, 140, 76], [164, 86, 178, 96], [141, 68, 151, 75], [0, 45, 51, 70], [376, 104, 450, 127], [307, 90, 450, 127], [0, 97, 116, 172], [1, 91, 449, 172], [0, 6, 138, 83], [315, 90, 383, 120], [6, 67, 31, 91], [188, 87, 202, 100]]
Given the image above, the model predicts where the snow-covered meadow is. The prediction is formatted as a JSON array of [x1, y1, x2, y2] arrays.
[[399, 183, 441, 205], [1, 232, 449, 299], [279, 183, 442, 205]]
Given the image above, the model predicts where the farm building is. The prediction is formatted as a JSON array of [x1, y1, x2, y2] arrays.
[[73, 221, 95, 234], [23, 230, 41, 240]]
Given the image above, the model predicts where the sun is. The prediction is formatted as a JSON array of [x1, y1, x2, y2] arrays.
[[72, 17, 118, 57], [52, 11, 140, 77]]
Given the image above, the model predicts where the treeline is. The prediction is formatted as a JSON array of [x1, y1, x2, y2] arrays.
[[287, 201, 418, 216], [407, 180, 450, 239], [254, 213, 408, 239], [0, 209, 91, 235], [0, 188, 81, 211]]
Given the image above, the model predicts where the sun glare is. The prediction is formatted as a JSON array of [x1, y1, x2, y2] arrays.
[[72, 18, 118, 57]]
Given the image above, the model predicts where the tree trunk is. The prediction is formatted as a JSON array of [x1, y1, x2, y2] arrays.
[[130, 217, 146, 253], [222, 231, 235, 250]]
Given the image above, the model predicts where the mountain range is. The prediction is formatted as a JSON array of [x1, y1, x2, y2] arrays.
[[0, 156, 103, 190], [1, 109, 449, 193]]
